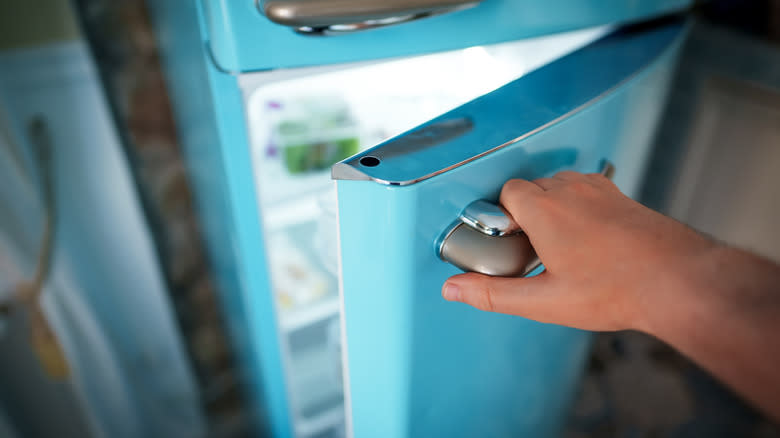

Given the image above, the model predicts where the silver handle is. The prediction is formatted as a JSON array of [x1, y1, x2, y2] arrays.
[[439, 160, 615, 277], [259, 0, 482, 35], [459, 200, 521, 237], [1, 116, 57, 310]]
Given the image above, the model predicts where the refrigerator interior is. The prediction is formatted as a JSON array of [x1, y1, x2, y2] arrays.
[[240, 25, 612, 437]]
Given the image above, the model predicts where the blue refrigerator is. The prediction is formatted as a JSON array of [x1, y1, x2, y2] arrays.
[[147, 1, 691, 437]]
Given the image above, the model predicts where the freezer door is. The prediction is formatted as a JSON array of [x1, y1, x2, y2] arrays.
[[202, 0, 691, 71], [334, 19, 687, 438]]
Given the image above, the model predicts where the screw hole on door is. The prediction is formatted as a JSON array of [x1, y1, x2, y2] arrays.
[[360, 156, 381, 167]]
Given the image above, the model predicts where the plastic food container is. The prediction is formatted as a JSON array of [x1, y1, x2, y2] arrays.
[[272, 97, 360, 175]]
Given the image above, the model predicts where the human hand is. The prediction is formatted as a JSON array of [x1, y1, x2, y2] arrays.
[[441, 170, 780, 419], [441, 170, 718, 332]]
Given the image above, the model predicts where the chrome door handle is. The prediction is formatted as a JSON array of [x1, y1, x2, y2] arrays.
[[438, 161, 615, 277], [259, 0, 482, 35]]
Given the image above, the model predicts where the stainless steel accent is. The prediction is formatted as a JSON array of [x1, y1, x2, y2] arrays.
[[439, 223, 539, 277], [439, 160, 614, 277], [260, 0, 481, 35], [459, 200, 519, 237], [600, 159, 615, 179], [331, 117, 473, 182], [12, 117, 56, 305], [2, 116, 70, 378]]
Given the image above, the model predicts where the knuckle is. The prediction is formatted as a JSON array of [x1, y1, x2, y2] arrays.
[[500, 179, 534, 205], [592, 173, 619, 190], [567, 180, 594, 195], [530, 193, 559, 213], [501, 179, 525, 196], [554, 170, 579, 179], [475, 286, 496, 312]]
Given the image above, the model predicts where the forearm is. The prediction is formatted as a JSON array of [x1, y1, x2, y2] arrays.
[[644, 246, 780, 421]]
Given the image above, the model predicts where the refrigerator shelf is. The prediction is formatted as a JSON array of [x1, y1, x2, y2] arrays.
[[266, 209, 340, 329], [296, 404, 344, 438], [286, 316, 344, 436], [280, 295, 340, 333], [262, 191, 327, 232]]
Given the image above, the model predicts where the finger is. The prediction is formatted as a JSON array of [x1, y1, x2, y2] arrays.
[[551, 170, 585, 182], [531, 177, 559, 191], [500, 178, 543, 201], [499, 179, 543, 227], [587, 172, 619, 189], [442, 272, 553, 317], [556, 169, 617, 190]]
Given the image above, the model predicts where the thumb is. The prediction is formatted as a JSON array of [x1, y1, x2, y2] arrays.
[[442, 272, 549, 315]]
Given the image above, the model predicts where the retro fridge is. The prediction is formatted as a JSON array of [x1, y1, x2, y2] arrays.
[[147, 1, 692, 437]]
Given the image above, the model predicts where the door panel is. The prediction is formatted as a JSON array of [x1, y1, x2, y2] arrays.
[[202, 0, 691, 72], [335, 20, 685, 437]]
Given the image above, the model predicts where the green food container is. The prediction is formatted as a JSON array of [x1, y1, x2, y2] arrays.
[[273, 98, 360, 175]]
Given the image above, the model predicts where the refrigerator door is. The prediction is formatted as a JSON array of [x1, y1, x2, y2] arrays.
[[334, 19, 686, 438], [203, 0, 691, 71]]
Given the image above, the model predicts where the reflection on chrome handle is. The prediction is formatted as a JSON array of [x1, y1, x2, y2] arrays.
[[459, 200, 520, 237], [440, 223, 539, 277], [260, 0, 482, 35], [439, 160, 614, 277]]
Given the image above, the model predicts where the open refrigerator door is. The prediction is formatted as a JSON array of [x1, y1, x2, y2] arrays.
[[238, 25, 611, 437]]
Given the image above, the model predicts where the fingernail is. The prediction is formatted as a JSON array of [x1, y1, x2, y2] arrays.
[[443, 282, 461, 301]]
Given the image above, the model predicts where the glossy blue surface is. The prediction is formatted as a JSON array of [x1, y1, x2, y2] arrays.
[[204, 0, 691, 72], [337, 23, 685, 437], [146, 1, 292, 436], [335, 22, 684, 185]]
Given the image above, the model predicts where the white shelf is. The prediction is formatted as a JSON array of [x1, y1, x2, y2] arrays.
[[262, 192, 324, 232], [280, 295, 340, 332], [256, 161, 335, 210], [296, 405, 344, 438]]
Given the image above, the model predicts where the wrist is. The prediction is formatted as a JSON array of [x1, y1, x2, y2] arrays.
[[633, 239, 728, 338]]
